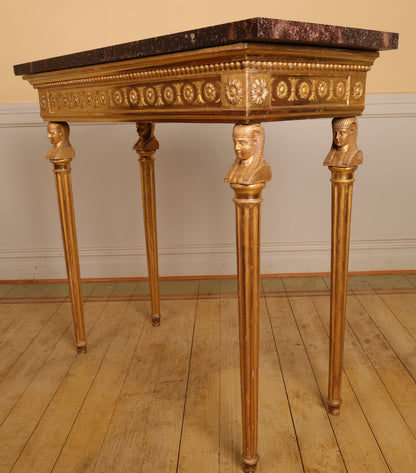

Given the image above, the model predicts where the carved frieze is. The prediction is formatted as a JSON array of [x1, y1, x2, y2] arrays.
[[41, 78, 223, 114], [32, 47, 375, 121], [271, 76, 350, 104]]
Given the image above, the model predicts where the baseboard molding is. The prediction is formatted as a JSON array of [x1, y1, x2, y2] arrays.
[[1, 239, 415, 280], [362, 93, 416, 118]]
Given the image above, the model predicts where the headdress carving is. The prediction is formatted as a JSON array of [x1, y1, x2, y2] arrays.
[[225, 123, 271, 184], [323, 117, 363, 167]]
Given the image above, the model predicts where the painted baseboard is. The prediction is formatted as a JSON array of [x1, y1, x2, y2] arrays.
[[1, 239, 415, 279]]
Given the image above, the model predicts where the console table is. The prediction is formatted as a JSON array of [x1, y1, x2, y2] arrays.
[[14, 18, 398, 472]]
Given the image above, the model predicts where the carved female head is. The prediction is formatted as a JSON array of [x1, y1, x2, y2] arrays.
[[233, 123, 265, 161], [332, 117, 358, 148]]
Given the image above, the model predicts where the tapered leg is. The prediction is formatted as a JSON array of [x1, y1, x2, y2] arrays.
[[324, 117, 363, 414], [327, 166, 357, 414], [46, 122, 86, 353], [233, 182, 264, 472], [134, 123, 161, 326], [225, 123, 271, 472]]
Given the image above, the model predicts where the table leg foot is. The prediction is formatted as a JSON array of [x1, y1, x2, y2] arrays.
[[243, 454, 259, 473], [327, 397, 342, 416], [77, 344, 87, 355], [46, 122, 87, 353], [134, 123, 161, 325]]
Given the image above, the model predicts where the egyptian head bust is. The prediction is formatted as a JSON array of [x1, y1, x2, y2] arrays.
[[225, 123, 272, 185], [324, 117, 363, 167], [46, 121, 75, 160], [133, 122, 159, 155]]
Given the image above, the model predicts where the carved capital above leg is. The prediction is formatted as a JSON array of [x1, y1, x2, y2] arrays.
[[133, 122, 159, 159], [46, 121, 75, 165], [323, 117, 363, 168], [225, 123, 271, 185]]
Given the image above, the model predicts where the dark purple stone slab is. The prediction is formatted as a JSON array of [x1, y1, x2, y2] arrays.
[[14, 17, 398, 76]]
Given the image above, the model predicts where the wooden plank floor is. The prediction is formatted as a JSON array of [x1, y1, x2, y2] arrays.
[[0, 274, 415, 473]]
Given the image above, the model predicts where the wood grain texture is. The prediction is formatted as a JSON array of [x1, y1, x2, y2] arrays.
[[0, 274, 415, 473]]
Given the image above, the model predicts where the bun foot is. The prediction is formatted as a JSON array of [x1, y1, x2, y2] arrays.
[[77, 344, 87, 354], [243, 454, 259, 473], [327, 397, 342, 415]]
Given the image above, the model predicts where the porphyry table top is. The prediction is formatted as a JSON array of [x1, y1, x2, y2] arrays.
[[13, 17, 399, 76]]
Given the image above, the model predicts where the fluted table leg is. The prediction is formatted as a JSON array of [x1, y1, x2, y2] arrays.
[[134, 123, 161, 326], [323, 117, 363, 414], [327, 165, 358, 414], [46, 121, 86, 353], [225, 123, 271, 472]]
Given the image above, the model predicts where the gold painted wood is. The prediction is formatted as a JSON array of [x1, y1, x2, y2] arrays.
[[46, 122, 86, 353], [325, 116, 363, 414], [324, 117, 363, 167], [327, 166, 357, 414], [325, 165, 356, 415], [133, 123, 161, 326], [24, 44, 378, 124], [225, 123, 271, 472]]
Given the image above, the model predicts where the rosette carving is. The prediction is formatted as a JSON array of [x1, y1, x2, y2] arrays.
[[275, 80, 289, 99], [203, 82, 219, 102], [225, 79, 244, 105], [272, 76, 350, 104], [182, 83, 196, 104], [250, 79, 269, 105], [352, 81, 364, 100]]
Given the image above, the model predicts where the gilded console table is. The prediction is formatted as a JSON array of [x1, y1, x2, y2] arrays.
[[14, 18, 398, 472]]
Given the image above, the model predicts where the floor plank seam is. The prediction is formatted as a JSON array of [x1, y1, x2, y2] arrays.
[[175, 281, 200, 473], [14, 283, 117, 473], [1, 276, 415, 473], [350, 290, 416, 384], [89, 301, 147, 473], [0, 300, 65, 384], [345, 302, 416, 442], [51, 292, 135, 472], [313, 279, 402, 473], [262, 286, 306, 473], [0, 320, 75, 431]]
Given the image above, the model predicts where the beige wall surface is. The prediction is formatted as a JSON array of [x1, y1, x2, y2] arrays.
[[3, 0, 415, 103], [1, 95, 415, 279]]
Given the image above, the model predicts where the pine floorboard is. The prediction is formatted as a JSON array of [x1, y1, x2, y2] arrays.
[[0, 274, 415, 473]]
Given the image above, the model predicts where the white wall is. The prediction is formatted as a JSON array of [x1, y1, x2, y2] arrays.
[[0, 94, 415, 280]]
